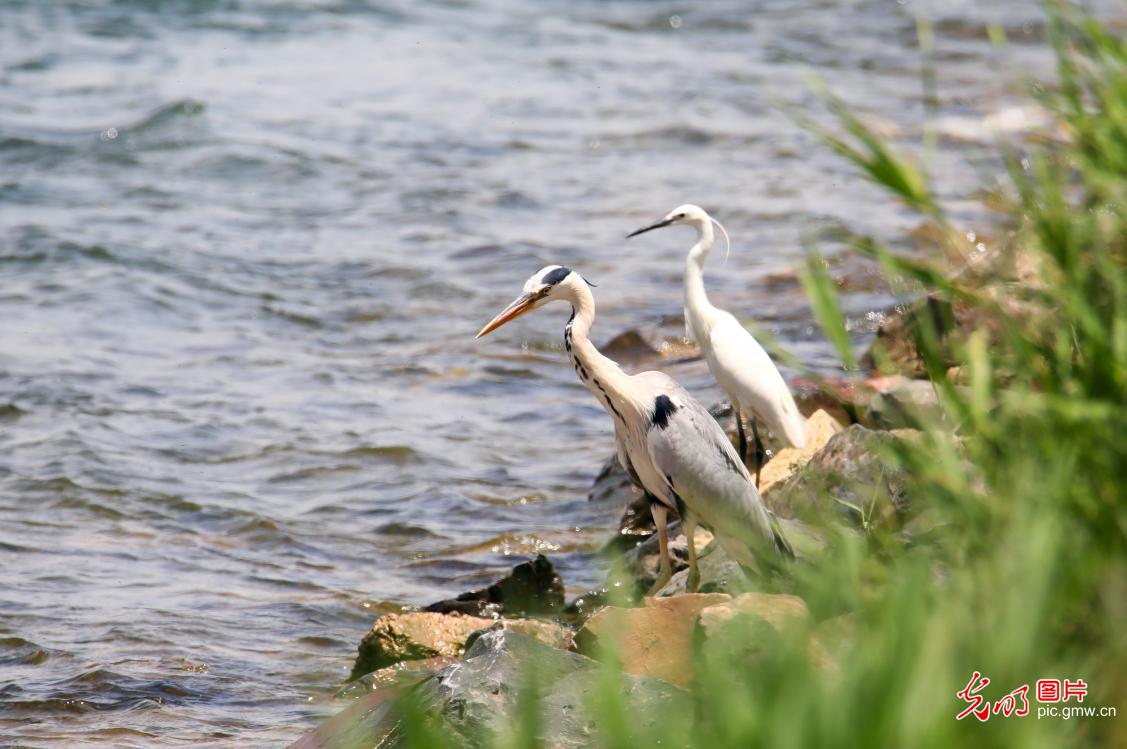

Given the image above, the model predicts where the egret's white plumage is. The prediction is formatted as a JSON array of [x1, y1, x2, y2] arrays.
[[628, 205, 806, 478], [476, 266, 790, 593]]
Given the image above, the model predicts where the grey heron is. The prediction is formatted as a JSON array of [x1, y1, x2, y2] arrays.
[[627, 204, 806, 486], [476, 265, 791, 594]]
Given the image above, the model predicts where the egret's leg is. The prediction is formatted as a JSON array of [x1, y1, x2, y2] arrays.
[[683, 516, 701, 592], [646, 503, 673, 597], [751, 416, 766, 489], [734, 406, 749, 465]]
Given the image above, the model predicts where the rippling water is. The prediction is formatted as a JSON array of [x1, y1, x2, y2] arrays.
[[0, 0, 1077, 744]]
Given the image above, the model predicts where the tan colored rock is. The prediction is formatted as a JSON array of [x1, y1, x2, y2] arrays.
[[575, 593, 730, 688], [350, 612, 493, 680], [760, 409, 843, 495], [697, 592, 810, 636], [697, 593, 835, 674]]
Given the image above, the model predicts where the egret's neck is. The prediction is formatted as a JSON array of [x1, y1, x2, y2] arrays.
[[562, 283, 641, 425], [685, 222, 718, 334]]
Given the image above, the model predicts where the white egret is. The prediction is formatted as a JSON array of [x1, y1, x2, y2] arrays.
[[627, 205, 806, 486], [476, 265, 791, 594]]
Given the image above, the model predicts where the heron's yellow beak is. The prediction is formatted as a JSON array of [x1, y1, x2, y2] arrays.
[[475, 293, 536, 338]]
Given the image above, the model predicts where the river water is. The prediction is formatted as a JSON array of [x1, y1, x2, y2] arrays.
[[0, 0, 1070, 745]]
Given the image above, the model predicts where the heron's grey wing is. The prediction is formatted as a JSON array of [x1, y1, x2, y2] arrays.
[[634, 372, 787, 564]]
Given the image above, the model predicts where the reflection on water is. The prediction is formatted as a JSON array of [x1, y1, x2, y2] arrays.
[[0, 0, 1074, 744]]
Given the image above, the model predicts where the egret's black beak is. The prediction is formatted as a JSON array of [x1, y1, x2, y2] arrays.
[[626, 217, 676, 238], [476, 293, 536, 339]]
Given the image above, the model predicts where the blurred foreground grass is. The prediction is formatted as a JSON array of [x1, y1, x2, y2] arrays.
[[396, 7, 1127, 748]]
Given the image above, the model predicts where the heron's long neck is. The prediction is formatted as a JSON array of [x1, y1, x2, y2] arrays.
[[685, 224, 718, 332], [563, 285, 639, 426]]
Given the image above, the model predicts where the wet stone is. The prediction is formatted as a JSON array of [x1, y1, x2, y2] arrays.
[[350, 612, 493, 681], [767, 424, 920, 526], [424, 554, 564, 619], [410, 629, 688, 748], [464, 619, 575, 653], [575, 593, 730, 688]]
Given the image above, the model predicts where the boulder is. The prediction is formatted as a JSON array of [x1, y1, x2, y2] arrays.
[[464, 619, 574, 653], [600, 329, 662, 367], [696, 593, 835, 675], [766, 424, 920, 527], [288, 683, 403, 749], [414, 629, 687, 748], [575, 593, 730, 688], [299, 630, 686, 749], [791, 376, 862, 425], [758, 409, 843, 495], [862, 298, 942, 378], [423, 554, 564, 619], [861, 255, 1041, 379], [696, 592, 810, 637], [862, 375, 951, 430], [350, 612, 493, 681], [336, 656, 459, 700]]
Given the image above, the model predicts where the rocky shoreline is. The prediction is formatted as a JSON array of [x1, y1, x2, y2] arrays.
[[290, 298, 953, 749]]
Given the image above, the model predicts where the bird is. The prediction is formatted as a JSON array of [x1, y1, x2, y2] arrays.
[[476, 265, 791, 594], [627, 204, 806, 486]]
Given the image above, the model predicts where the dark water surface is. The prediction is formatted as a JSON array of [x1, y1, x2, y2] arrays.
[[0, 0, 1069, 745]]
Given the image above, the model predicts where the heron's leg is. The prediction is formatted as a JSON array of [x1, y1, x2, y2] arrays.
[[750, 416, 766, 489], [646, 502, 673, 597], [683, 516, 701, 592]]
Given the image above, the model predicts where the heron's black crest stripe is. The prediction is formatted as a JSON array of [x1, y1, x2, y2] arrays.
[[541, 266, 571, 286], [651, 395, 678, 430], [581, 275, 597, 288]]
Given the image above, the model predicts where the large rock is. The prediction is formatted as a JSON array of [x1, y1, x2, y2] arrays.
[[350, 612, 493, 681], [463, 619, 574, 653], [423, 554, 564, 619], [289, 683, 403, 749], [758, 409, 843, 494], [294, 658, 454, 749], [766, 424, 919, 527], [862, 249, 1042, 379], [862, 375, 952, 430], [791, 376, 861, 425], [575, 593, 730, 687], [862, 298, 944, 378], [415, 629, 687, 748], [298, 630, 686, 749], [696, 592, 810, 637], [600, 329, 662, 367], [696, 593, 835, 675]]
